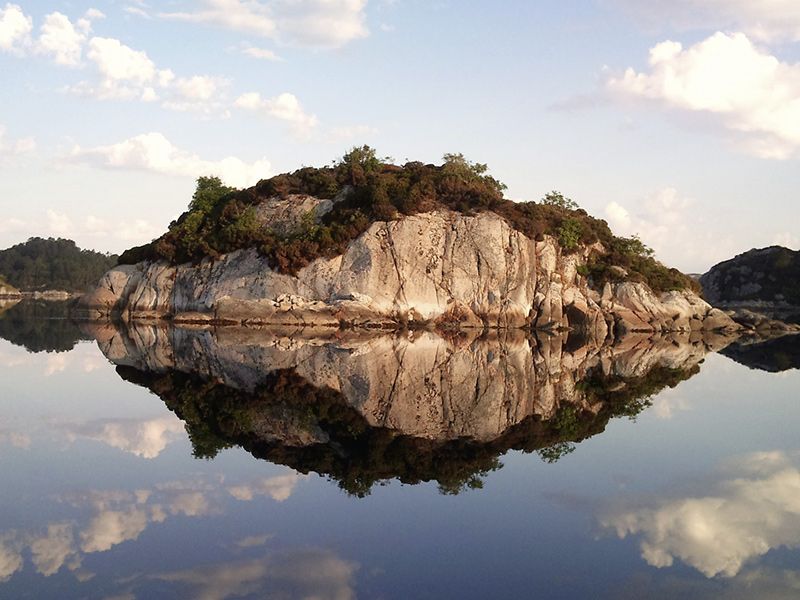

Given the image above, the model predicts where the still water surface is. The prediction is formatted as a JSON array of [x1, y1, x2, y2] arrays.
[[1, 300, 799, 599]]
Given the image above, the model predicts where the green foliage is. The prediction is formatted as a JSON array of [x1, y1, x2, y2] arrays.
[[0, 238, 117, 292], [586, 234, 698, 294], [557, 217, 583, 250], [536, 442, 575, 463], [117, 148, 697, 293], [541, 190, 578, 210]]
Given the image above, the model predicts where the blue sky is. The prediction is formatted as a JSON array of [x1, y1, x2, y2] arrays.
[[1, 0, 799, 272]]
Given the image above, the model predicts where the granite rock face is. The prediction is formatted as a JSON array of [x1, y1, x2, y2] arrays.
[[82, 209, 739, 339]]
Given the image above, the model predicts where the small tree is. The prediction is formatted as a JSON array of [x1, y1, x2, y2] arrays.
[[541, 190, 578, 210], [189, 176, 236, 214], [338, 145, 383, 186]]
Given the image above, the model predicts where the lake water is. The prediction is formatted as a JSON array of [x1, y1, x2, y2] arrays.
[[1, 300, 800, 599]]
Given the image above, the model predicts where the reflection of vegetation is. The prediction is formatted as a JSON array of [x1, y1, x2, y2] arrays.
[[116, 358, 700, 496], [0, 299, 90, 352], [0, 237, 117, 292], [721, 336, 800, 373], [119, 147, 697, 293]]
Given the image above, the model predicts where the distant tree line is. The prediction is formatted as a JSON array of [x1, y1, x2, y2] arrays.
[[0, 237, 117, 292]]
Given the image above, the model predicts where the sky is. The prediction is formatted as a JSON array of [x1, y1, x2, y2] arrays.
[[1, 0, 799, 272]]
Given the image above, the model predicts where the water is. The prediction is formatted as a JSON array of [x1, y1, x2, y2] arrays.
[[1, 300, 799, 599]]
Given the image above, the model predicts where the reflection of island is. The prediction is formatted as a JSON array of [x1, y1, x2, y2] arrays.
[[719, 334, 800, 372], [90, 323, 723, 495], [0, 299, 91, 353]]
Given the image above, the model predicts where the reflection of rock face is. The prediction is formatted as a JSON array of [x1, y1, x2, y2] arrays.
[[81, 211, 736, 337], [94, 322, 718, 494], [95, 324, 719, 442]]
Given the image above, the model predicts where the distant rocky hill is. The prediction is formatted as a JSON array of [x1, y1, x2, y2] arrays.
[[82, 148, 738, 338], [700, 246, 800, 324]]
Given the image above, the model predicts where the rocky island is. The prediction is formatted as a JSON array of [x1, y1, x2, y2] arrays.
[[81, 148, 738, 341], [701, 246, 800, 328]]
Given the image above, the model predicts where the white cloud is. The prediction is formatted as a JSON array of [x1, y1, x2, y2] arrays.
[[0, 3, 31, 53], [614, 0, 800, 43], [162, 75, 231, 114], [153, 549, 359, 600], [239, 44, 282, 61], [84, 8, 106, 21], [0, 7, 228, 115], [74, 38, 228, 112], [124, 6, 151, 19], [602, 451, 800, 578], [0, 124, 35, 160], [607, 32, 800, 159], [160, 0, 369, 49], [274, 0, 369, 48], [0, 535, 23, 582], [36, 12, 86, 66], [68, 132, 271, 187], [75, 36, 157, 100], [29, 523, 81, 577], [235, 91, 318, 137], [227, 473, 304, 502], [80, 508, 149, 552], [63, 415, 186, 459], [604, 187, 738, 272]]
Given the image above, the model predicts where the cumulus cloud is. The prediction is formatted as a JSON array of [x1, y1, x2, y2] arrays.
[[0, 534, 23, 582], [614, 0, 800, 43], [0, 6, 228, 113], [29, 523, 81, 577], [601, 451, 800, 578], [36, 12, 87, 66], [80, 508, 149, 553], [1, 6, 103, 64], [0, 478, 233, 579], [239, 43, 282, 61], [607, 32, 800, 159], [603, 187, 738, 272], [234, 91, 318, 137], [68, 132, 271, 187], [63, 415, 186, 459], [153, 549, 359, 600], [160, 0, 369, 49], [227, 473, 304, 502], [0, 3, 32, 53]]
